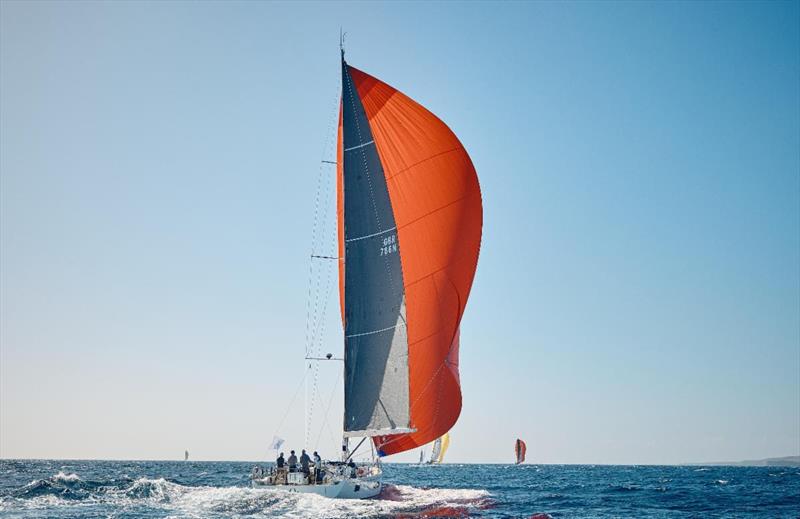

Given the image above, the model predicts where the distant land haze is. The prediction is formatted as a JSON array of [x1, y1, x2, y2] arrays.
[[690, 455, 800, 467]]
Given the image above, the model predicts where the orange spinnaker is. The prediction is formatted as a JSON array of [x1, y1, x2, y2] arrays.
[[337, 66, 482, 456], [516, 438, 527, 464]]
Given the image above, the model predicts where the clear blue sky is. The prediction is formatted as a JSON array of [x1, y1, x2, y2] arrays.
[[1, 1, 798, 464]]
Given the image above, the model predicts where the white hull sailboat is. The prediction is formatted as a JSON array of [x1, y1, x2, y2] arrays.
[[251, 459, 382, 498], [251, 41, 482, 499]]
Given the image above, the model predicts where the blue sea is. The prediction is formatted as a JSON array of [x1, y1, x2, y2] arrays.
[[0, 460, 798, 518]]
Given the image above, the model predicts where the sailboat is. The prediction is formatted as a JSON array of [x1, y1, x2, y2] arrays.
[[251, 43, 482, 499], [515, 439, 526, 464], [427, 432, 450, 464], [184, 450, 189, 461]]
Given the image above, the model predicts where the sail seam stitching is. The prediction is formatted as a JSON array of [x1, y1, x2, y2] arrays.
[[385, 147, 462, 180], [345, 226, 396, 243], [344, 140, 374, 152], [345, 321, 406, 338]]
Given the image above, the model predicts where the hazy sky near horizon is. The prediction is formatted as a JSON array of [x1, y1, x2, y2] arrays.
[[1, 1, 798, 464]]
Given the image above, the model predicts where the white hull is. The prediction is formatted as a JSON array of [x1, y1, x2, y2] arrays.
[[250, 471, 382, 499], [252, 477, 345, 498], [336, 478, 381, 499]]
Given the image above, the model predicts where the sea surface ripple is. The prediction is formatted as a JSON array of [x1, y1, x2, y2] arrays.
[[0, 460, 798, 518]]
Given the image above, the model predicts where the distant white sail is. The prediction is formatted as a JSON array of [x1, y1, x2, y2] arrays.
[[427, 433, 450, 464], [429, 438, 441, 464]]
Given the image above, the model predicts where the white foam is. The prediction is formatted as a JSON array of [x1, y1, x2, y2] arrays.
[[2, 476, 493, 518], [253, 484, 492, 519], [52, 471, 81, 482], [121, 480, 491, 518], [0, 494, 74, 512]]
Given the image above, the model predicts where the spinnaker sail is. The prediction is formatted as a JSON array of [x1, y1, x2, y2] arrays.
[[337, 53, 482, 457], [515, 439, 526, 464]]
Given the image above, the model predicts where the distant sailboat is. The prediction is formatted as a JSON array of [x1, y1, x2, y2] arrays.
[[515, 439, 526, 464], [184, 450, 189, 461], [419, 450, 424, 464], [428, 432, 450, 464]]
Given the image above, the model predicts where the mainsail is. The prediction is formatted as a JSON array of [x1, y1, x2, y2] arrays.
[[337, 53, 482, 456], [515, 439, 526, 464], [339, 56, 411, 438]]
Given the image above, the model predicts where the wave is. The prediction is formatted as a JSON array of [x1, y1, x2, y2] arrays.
[[11, 472, 88, 500], [605, 483, 641, 492]]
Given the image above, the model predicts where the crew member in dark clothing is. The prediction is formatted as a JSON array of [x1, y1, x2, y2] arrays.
[[300, 450, 311, 474], [312, 451, 323, 483], [276, 452, 285, 468], [287, 450, 298, 471]]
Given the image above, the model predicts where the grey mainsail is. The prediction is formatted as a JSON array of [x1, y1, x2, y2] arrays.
[[340, 57, 411, 437]]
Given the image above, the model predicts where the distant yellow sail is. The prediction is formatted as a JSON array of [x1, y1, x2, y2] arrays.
[[437, 433, 450, 463]]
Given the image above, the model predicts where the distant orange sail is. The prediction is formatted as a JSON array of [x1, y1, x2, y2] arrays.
[[515, 439, 527, 464], [337, 57, 482, 456]]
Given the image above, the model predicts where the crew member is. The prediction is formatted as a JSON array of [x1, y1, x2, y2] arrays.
[[300, 449, 311, 474], [313, 451, 323, 483]]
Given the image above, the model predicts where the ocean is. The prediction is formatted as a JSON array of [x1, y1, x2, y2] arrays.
[[0, 460, 797, 518]]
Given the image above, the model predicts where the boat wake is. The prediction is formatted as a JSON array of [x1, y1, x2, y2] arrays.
[[0, 472, 493, 518]]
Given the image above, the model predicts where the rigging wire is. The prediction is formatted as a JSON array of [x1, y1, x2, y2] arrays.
[[314, 368, 343, 451], [304, 87, 340, 358], [304, 73, 342, 448], [270, 365, 311, 443], [305, 218, 339, 446]]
